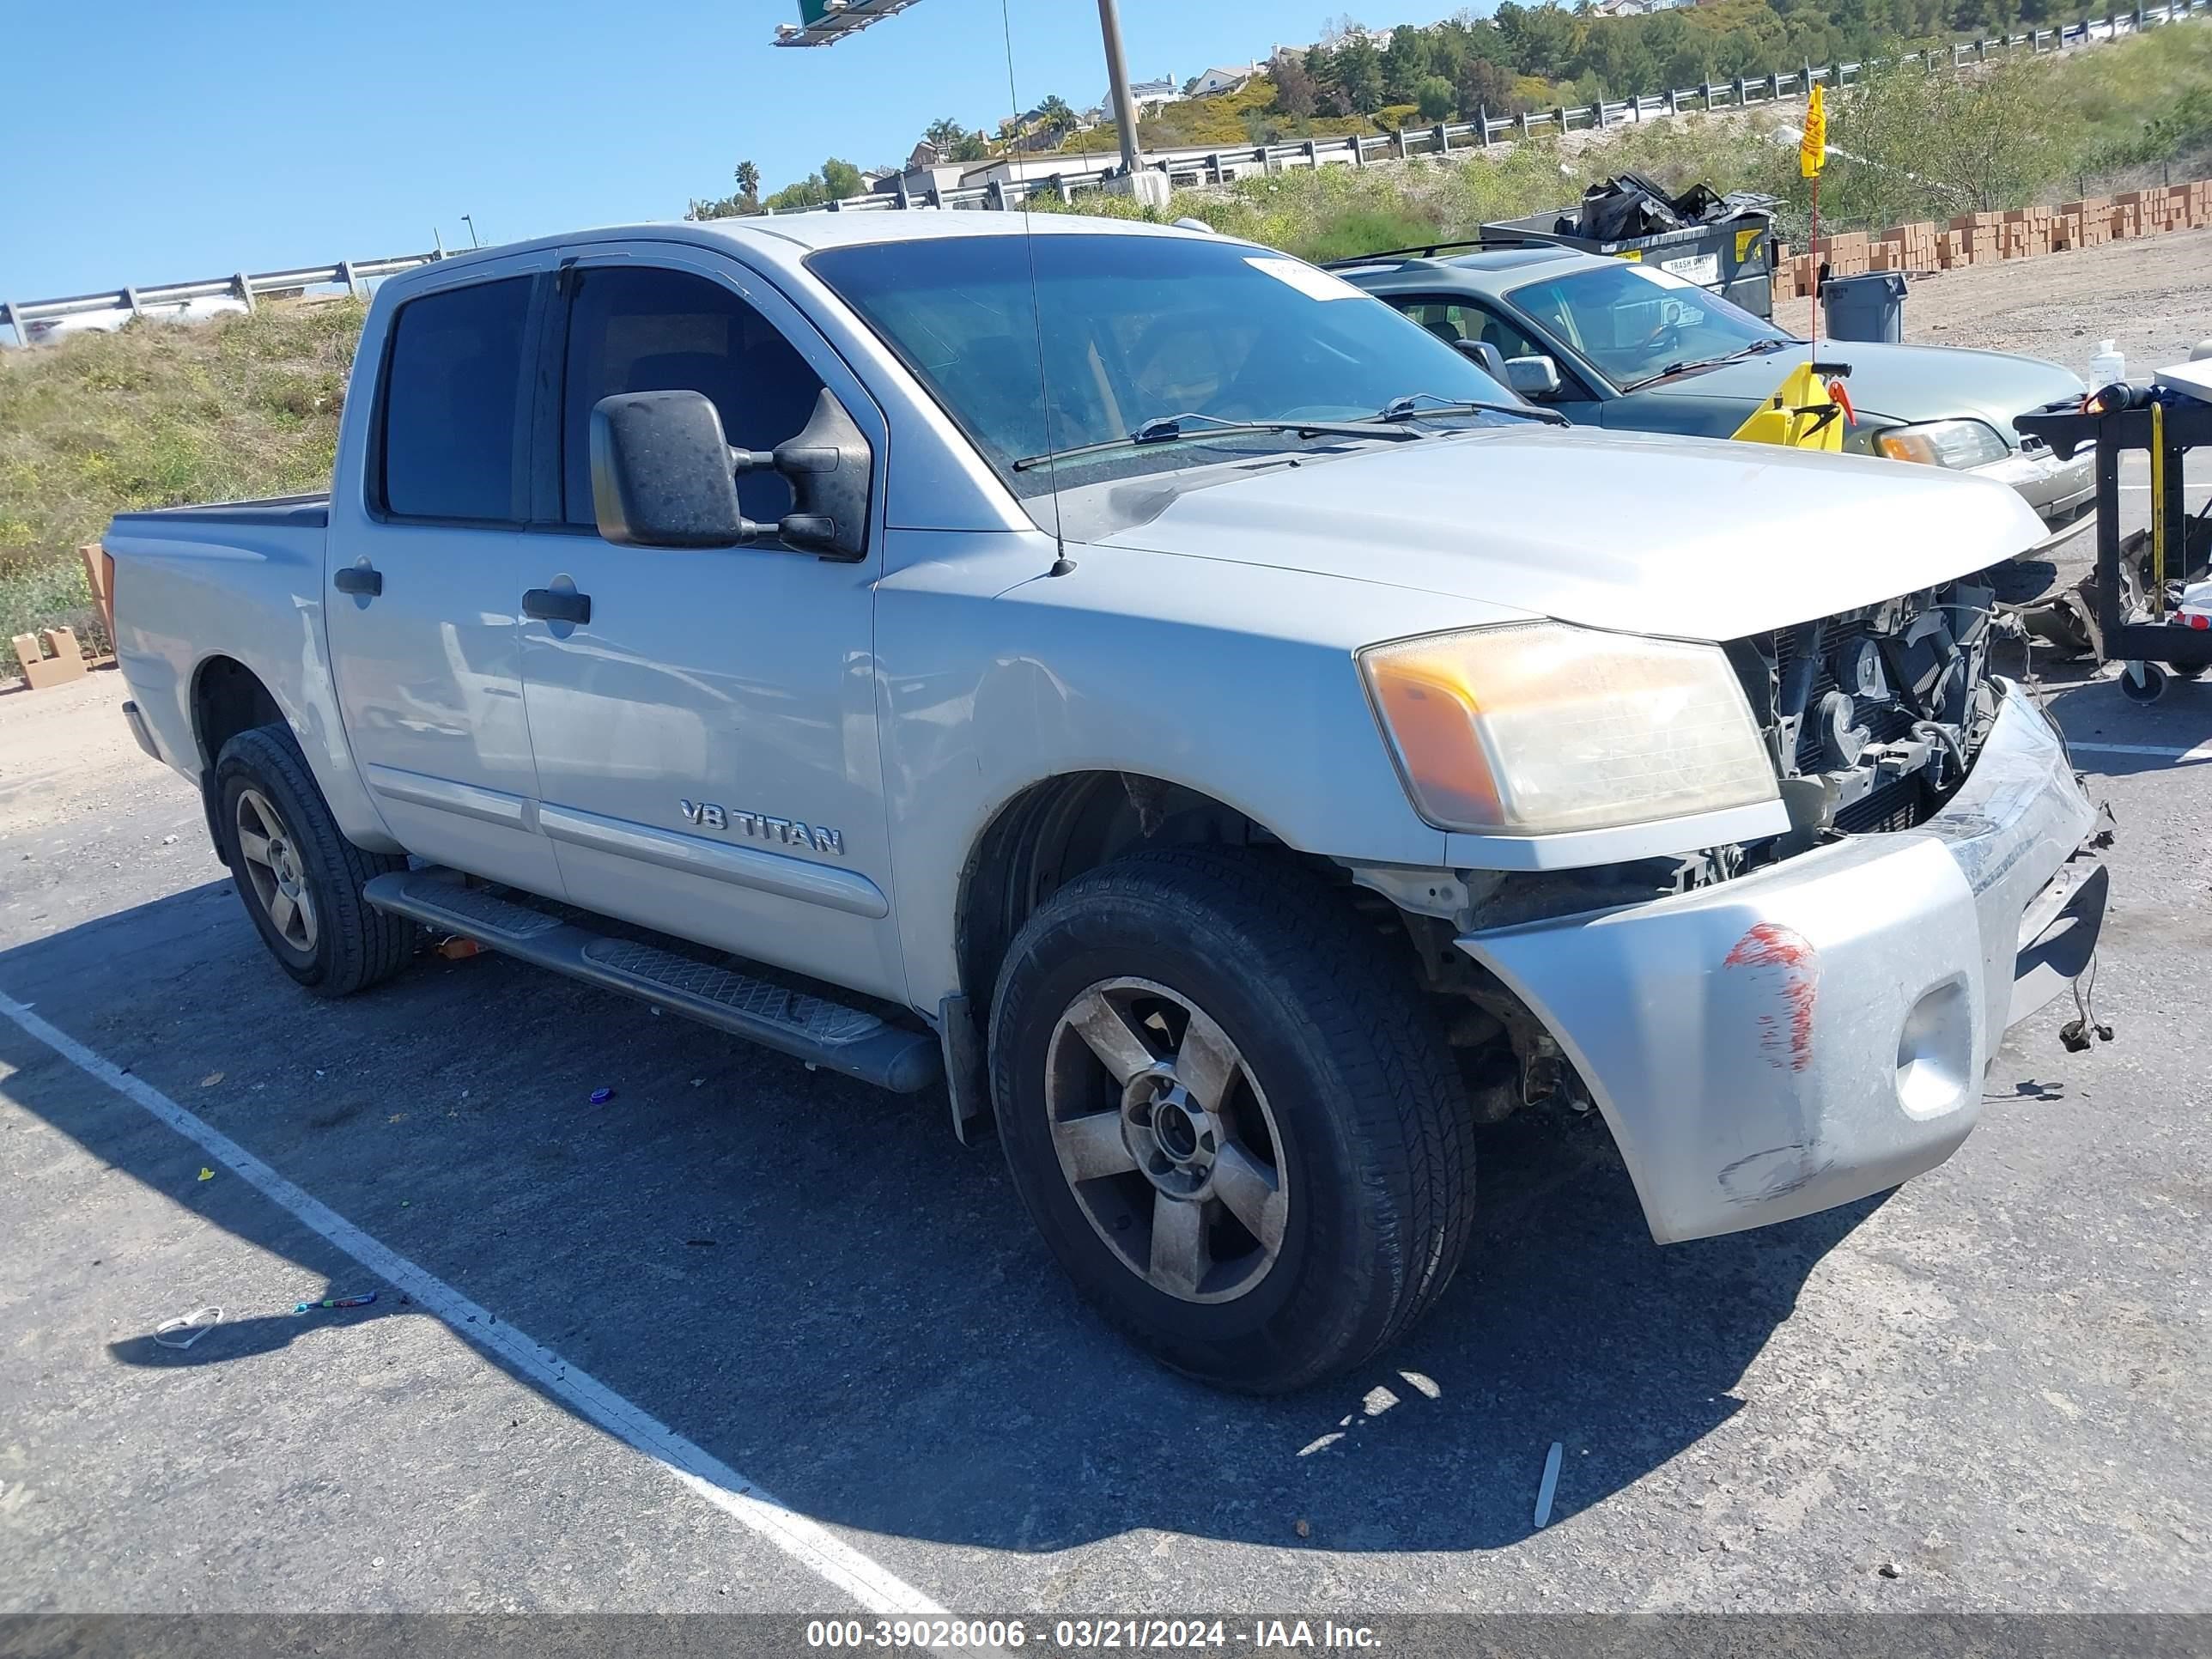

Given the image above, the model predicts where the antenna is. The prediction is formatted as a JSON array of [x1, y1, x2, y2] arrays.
[[999, 0, 1072, 574]]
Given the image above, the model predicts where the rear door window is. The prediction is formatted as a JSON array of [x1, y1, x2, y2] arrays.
[[379, 277, 532, 521]]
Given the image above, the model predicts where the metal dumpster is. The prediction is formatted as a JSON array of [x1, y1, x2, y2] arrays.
[[1479, 199, 1780, 319]]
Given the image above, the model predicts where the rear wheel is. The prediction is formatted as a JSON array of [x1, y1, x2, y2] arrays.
[[214, 724, 414, 996], [988, 848, 1476, 1393]]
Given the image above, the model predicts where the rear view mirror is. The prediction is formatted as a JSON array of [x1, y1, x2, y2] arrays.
[[591, 387, 874, 560], [590, 392, 748, 549], [1453, 337, 1512, 382], [1505, 356, 1563, 399]]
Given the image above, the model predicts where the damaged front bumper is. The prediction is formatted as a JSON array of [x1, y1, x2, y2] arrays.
[[1456, 680, 2105, 1244]]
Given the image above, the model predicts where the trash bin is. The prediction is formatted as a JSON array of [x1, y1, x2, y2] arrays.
[[1821, 272, 1908, 343]]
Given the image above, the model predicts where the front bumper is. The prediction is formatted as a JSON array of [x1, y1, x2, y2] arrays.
[[1456, 682, 2104, 1243], [1971, 444, 2096, 551]]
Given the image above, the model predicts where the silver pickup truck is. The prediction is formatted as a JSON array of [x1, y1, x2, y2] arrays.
[[105, 212, 2106, 1393]]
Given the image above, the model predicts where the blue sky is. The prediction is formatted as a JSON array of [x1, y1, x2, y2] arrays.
[[0, 0, 1480, 303]]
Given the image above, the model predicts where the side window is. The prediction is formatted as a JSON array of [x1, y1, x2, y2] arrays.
[[1395, 299, 1547, 364], [380, 277, 532, 522], [561, 265, 827, 531]]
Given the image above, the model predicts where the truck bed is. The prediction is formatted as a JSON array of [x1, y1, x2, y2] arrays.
[[108, 493, 330, 532]]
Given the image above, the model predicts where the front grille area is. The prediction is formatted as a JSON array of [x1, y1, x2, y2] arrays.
[[1730, 580, 1993, 842], [1770, 617, 1918, 775]]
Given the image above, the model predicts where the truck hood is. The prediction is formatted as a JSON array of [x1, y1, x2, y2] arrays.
[[1632, 342, 2086, 442], [1091, 424, 2048, 641]]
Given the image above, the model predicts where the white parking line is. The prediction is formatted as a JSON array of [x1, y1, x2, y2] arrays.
[[0, 989, 945, 1618], [2067, 739, 2212, 762]]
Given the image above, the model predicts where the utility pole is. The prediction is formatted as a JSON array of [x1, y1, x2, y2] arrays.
[[1097, 0, 1146, 177]]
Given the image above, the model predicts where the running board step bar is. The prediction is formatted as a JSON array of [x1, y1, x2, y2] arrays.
[[362, 870, 941, 1094]]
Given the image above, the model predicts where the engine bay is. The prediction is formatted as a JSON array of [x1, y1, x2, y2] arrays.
[[1728, 575, 2000, 845]]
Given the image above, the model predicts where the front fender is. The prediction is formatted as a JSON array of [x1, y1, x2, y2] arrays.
[[874, 531, 1522, 1007]]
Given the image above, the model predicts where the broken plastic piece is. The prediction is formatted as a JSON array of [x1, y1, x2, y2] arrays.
[[154, 1306, 223, 1350], [1534, 1441, 1564, 1528], [590, 1087, 613, 1104], [435, 935, 484, 960]]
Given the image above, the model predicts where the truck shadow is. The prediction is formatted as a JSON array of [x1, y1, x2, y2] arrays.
[[0, 882, 1875, 1557]]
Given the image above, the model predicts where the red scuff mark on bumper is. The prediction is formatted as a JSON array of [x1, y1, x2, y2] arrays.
[[1725, 921, 1819, 1072]]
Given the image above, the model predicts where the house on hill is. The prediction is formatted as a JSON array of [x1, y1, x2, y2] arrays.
[[1188, 62, 1263, 97]]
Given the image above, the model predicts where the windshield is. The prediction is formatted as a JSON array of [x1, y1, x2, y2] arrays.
[[1506, 263, 1794, 391], [809, 233, 1522, 495]]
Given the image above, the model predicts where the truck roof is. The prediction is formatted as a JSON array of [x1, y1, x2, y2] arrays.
[[409, 210, 1216, 281]]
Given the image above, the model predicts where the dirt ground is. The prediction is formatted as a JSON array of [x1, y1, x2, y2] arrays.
[[1903, 222, 2212, 375]]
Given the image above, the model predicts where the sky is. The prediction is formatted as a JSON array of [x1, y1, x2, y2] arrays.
[[0, 0, 1482, 305]]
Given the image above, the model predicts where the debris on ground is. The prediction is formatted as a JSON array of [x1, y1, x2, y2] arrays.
[[1534, 1442, 1565, 1528], [154, 1306, 222, 1350], [435, 935, 483, 960], [198, 1072, 222, 1087], [1293, 1518, 1311, 1539], [294, 1292, 378, 1314], [195, 1167, 214, 1182], [590, 1087, 614, 1104], [1878, 1561, 1903, 1578]]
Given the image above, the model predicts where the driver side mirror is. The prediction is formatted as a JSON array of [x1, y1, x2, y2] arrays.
[[590, 387, 872, 560], [1504, 356, 1563, 399]]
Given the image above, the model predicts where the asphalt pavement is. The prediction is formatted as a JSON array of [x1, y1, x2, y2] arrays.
[[1, 540, 2207, 1624]]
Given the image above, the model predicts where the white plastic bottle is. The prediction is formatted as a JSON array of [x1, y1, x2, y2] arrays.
[[2088, 339, 2125, 385]]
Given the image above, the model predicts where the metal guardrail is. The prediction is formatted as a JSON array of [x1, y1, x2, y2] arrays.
[[1, 253, 441, 348], [4, 0, 2202, 339], [770, 1, 2205, 216]]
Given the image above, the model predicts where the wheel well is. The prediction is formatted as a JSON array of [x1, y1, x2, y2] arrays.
[[956, 772, 1341, 1014], [192, 656, 283, 772]]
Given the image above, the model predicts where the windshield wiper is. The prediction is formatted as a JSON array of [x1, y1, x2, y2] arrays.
[[1371, 391, 1569, 428], [1011, 410, 1408, 472], [1617, 338, 1792, 394]]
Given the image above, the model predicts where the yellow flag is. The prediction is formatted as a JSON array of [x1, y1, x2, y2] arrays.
[[1800, 84, 1826, 179]]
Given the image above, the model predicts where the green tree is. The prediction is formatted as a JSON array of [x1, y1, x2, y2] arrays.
[[734, 161, 761, 199], [923, 116, 969, 152], [1382, 25, 1436, 102], [1036, 94, 1076, 131], [1416, 75, 1458, 120], [822, 157, 865, 200], [1335, 33, 1388, 112]]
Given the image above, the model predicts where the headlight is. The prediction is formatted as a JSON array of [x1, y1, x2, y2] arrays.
[[1875, 419, 2010, 470], [1359, 622, 1778, 835]]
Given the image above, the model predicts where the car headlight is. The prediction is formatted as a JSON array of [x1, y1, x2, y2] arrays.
[[1875, 419, 2010, 470], [1359, 622, 1778, 835]]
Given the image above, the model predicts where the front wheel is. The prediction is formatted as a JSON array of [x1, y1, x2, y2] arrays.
[[988, 848, 1476, 1393], [214, 724, 414, 996]]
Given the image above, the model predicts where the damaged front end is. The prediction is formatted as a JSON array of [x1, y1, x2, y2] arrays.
[[1356, 578, 2109, 1244]]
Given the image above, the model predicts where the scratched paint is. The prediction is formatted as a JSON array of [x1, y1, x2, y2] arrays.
[[1724, 921, 1819, 1072]]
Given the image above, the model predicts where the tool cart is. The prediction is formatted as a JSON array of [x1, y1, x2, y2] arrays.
[[2015, 384, 2212, 704]]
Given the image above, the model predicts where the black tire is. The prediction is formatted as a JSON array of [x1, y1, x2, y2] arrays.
[[213, 723, 414, 997], [988, 847, 1476, 1394]]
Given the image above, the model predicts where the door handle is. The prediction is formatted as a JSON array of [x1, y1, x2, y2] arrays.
[[522, 587, 592, 626], [333, 563, 383, 598]]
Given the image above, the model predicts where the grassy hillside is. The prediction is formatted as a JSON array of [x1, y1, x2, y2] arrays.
[[0, 297, 362, 671]]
